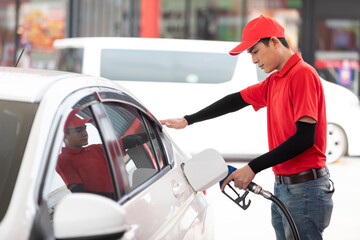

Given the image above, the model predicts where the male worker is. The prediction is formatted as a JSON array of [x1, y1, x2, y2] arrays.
[[56, 110, 115, 199], [160, 15, 334, 239]]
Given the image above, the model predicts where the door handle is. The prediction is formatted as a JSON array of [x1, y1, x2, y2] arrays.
[[172, 182, 186, 198]]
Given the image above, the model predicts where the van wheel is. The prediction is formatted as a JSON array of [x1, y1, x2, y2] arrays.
[[325, 123, 347, 164]]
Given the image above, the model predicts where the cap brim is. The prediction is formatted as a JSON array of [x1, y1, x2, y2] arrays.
[[78, 118, 93, 127], [229, 40, 259, 56], [70, 118, 94, 129], [64, 117, 94, 133]]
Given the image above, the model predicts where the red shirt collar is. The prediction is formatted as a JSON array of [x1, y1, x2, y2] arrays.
[[276, 52, 302, 78]]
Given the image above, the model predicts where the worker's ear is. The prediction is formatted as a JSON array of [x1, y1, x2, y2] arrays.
[[270, 37, 281, 49]]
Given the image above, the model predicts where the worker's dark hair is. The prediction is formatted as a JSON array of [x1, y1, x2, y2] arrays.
[[259, 38, 290, 49]]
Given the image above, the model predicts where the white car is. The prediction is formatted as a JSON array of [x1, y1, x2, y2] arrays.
[[0, 67, 228, 240], [54, 37, 360, 163]]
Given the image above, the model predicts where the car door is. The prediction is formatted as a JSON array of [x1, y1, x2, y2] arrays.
[[33, 87, 208, 240], [97, 90, 210, 240]]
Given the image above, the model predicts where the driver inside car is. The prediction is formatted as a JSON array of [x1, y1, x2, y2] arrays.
[[56, 109, 115, 199]]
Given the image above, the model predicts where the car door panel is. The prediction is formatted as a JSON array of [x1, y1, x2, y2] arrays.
[[121, 167, 206, 240], [98, 99, 202, 238]]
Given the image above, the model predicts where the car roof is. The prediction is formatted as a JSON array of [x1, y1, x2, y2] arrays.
[[0, 67, 79, 102], [53, 37, 240, 53], [0, 67, 129, 103]]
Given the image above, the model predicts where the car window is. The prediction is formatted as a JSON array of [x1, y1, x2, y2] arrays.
[[55, 48, 84, 73], [45, 104, 118, 221], [102, 102, 166, 190], [0, 101, 38, 222], [100, 49, 238, 84]]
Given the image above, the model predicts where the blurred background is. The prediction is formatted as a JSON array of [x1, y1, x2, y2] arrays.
[[0, 0, 359, 98]]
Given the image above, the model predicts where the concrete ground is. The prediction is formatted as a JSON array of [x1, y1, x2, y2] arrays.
[[206, 157, 360, 239]]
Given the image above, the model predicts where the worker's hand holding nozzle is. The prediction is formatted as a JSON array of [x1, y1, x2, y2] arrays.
[[219, 165, 253, 210], [219, 165, 271, 210], [220, 164, 255, 191]]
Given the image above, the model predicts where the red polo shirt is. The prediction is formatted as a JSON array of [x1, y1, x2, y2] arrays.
[[241, 53, 327, 175], [56, 144, 114, 192]]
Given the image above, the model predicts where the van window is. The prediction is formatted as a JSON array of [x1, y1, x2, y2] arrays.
[[55, 48, 84, 73], [100, 49, 238, 84]]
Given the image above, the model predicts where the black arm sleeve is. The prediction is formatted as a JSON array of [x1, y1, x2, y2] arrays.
[[184, 92, 249, 125], [248, 121, 316, 174]]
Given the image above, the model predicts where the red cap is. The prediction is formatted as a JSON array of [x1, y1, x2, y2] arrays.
[[63, 109, 93, 132], [229, 15, 285, 56]]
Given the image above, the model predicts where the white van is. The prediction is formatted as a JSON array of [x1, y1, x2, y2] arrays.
[[54, 37, 360, 163]]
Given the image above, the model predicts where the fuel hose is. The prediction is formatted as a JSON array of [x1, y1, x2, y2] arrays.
[[247, 182, 300, 240], [220, 165, 300, 240]]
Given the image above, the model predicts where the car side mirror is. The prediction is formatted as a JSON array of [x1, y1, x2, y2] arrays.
[[183, 148, 228, 191], [53, 193, 128, 240]]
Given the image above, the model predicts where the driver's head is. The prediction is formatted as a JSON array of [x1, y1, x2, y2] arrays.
[[63, 110, 93, 149]]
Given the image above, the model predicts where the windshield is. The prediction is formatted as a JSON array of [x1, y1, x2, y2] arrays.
[[0, 101, 38, 221], [100, 49, 238, 84]]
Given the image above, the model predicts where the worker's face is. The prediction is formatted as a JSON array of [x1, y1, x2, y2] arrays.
[[64, 125, 88, 149], [248, 38, 281, 73]]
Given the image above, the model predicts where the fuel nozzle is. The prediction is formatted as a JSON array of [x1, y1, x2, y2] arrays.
[[247, 182, 272, 199], [219, 165, 251, 210], [219, 165, 273, 209]]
